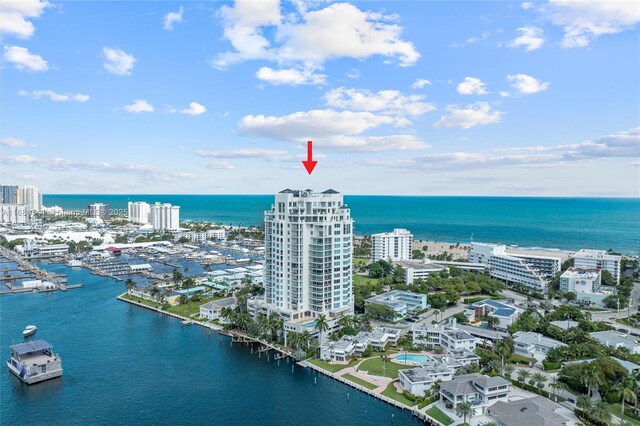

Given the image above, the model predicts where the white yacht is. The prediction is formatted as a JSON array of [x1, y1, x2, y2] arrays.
[[7, 340, 63, 385], [22, 325, 37, 338]]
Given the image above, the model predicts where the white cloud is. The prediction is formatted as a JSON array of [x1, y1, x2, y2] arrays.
[[238, 109, 405, 141], [317, 134, 428, 152], [276, 3, 420, 67], [434, 102, 503, 129], [383, 127, 640, 171], [521, 2, 533, 10], [499, 91, 511, 98], [412, 78, 432, 89], [3, 45, 47, 72], [203, 161, 234, 170], [0, 154, 195, 179], [213, 1, 420, 74], [325, 87, 435, 116], [179, 102, 206, 116], [507, 73, 550, 95], [124, 99, 154, 113], [508, 26, 545, 51], [346, 68, 360, 79], [456, 77, 489, 95], [163, 6, 184, 31], [195, 148, 293, 161], [256, 66, 327, 86], [0, 0, 49, 39], [547, 0, 640, 48], [1, 136, 26, 147], [102, 47, 136, 76], [19, 90, 90, 102]]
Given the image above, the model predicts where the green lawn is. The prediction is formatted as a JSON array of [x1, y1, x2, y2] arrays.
[[606, 403, 640, 426], [357, 356, 411, 379], [342, 373, 378, 390], [381, 381, 415, 407], [353, 257, 369, 269], [121, 293, 160, 309], [353, 273, 380, 287], [425, 406, 454, 425], [165, 296, 222, 318], [307, 358, 359, 373]]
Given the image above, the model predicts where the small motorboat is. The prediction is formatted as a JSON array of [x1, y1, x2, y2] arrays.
[[23, 325, 37, 338]]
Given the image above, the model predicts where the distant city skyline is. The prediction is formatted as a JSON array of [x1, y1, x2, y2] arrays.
[[1, 1, 639, 196]]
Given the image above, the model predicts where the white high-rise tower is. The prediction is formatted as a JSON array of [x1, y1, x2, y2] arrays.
[[250, 189, 354, 330], [20, 186, 42, 211], [128, 201, 151, 224]]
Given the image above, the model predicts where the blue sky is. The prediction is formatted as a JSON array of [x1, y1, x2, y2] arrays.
[[1, 0, 639, 196]]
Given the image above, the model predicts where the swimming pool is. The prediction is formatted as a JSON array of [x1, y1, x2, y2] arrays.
[[394, 354, 430, 364]]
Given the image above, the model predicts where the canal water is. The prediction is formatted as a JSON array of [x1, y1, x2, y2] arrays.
[[1, 263, 417, 425]]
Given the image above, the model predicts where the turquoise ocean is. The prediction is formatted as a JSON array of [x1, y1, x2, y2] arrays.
[[44, 194, 640, 255]]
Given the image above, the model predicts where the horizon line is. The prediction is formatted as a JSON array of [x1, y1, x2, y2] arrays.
[[41, 193, 640, 199]]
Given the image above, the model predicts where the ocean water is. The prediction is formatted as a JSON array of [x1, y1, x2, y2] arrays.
[[44, 194, 640, 254], [1, 263, 417, 425]]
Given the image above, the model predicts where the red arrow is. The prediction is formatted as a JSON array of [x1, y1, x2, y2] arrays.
[[302, 140, 317, 175]]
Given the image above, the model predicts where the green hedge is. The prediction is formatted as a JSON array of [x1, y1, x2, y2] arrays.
[[418, 394, 439, 409], [543, 361, 561, 370], [402, 390, 417, 402]]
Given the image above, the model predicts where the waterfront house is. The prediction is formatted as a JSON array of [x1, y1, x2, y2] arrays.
[[199, 297, 237, 320], [319, 327, 401, 362], [487, 396, 579, 426], [399, 362, 455, 396], [439, 373, 510, 416]]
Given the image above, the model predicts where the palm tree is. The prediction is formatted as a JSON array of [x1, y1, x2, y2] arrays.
[[588, 400, 612, 425], [124, 278, 136, 293], [549, 381, 566, 402], [516, 369, 530, 387], [503, 364, 515, 379], [287, 331, 300, 349], [495, 337, 514, 369], [315, 314, 329, 344], [433, 309, 441, 323], [300, 331, 313, 349], [235, 311, 251, 330], [149, 286, 161, 304], [456, 401, 473, 425], [582, 366, 604, 398], [576, 394, 592, 412], [178, 294, 189, 305], [220, 307, 235, 325], [267, 312, 283, 342], [256, 313, 268, 338], [617, 379, 637, 419], [337, 315, 353, 329], [531, 372, 547, 394]]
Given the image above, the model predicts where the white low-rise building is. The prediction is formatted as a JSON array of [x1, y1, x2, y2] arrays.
[[396, 260, 444, 284], [439, 373, 510, 416], [469, 243, 561, 294], [199, 297, 237, 320], [573, 249, 622, 284], [512, 331, 567, 361], [15, 239, 69, 258], [464, 299, 521, 330], [365, 290, 427, 322], [590, 331, 640, 354], [320, 327, 401, 362], [413, 321, 476, 352], [399, 362, 455, 396], [560, 267, 611, 307]]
